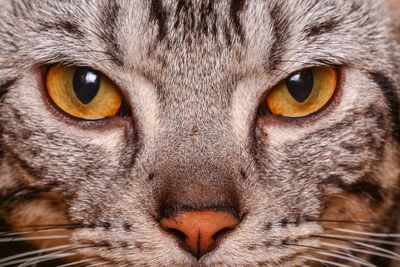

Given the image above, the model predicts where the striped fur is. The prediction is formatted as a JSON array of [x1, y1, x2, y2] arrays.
[[0, 0, 399, 266]]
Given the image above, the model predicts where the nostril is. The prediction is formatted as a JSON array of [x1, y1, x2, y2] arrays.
[[160, 210, 239, 258], [212, 226, 235, 242], [166, 227, 187, 242]]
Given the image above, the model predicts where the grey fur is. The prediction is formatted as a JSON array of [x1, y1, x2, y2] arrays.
[[0, 0, 399, 266]]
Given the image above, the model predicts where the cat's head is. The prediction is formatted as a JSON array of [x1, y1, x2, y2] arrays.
[[0, 0, 399, 266]]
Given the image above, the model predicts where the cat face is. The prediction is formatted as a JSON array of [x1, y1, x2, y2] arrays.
[[0, 0, 399, 266]]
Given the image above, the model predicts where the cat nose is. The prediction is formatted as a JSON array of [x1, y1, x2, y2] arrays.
[[160, 210, 239, 259]]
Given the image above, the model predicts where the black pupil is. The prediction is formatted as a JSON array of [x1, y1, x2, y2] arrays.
[[73, 68, 101, 105], [286, 70, 314, 103]]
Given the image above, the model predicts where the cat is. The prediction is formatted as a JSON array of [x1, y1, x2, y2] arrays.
[[0, 0, 399, 266]]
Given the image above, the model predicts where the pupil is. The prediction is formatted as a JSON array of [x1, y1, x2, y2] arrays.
[[73, 68, 101, 105], [286, 70, 314, 103]]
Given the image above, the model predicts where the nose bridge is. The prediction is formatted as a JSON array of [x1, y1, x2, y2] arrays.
[[156, 154, 240, 216], [152, 125, 240, 212], [151, 91, 242, 214]]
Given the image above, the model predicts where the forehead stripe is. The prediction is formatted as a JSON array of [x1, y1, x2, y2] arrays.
[[99, 0, 124, 67]]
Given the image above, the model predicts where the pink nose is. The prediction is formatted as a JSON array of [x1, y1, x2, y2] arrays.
[[160, 210, 239, 258]]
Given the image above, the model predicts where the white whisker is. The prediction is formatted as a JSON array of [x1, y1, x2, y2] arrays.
[[0, 228, 69, 237], [353, 240, 400, 258], [317, 234, 400, 246], [57, 258, 94, 267], [0, 252, 76, 267], [0, 235, 68, 242], [0, 245, 71, 264], [87, 262, 110, 267], [330, 228, 400, 238], [16, 252, 77, 267], [317, 251, 376, 267], [320, 241, 400, 261], [303, 256, 352, 267], [300, 251, 330, 267]]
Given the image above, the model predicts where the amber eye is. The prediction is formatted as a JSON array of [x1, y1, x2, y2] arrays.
[[46, 65, 123, 120], [262, 67, 337, 118]]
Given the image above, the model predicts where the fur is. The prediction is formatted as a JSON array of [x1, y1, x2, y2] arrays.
[[0, 0, 399, 266]]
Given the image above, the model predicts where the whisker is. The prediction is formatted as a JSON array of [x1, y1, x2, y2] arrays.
[[0, 245, 101, 267], [316, 234, 400, 257], [0, 228, 72, 237], [0, 245, 71, 264], [0, 252, 76, 267], [57, 258, 95, 267], [316, 251, 376, 267], [16, 252, 77, 267], [284, 243, 370, 266], [315, 234, 400, 247], [300, 251, 331, 267], [320, 241, 400, 261], [329, 228, 400, 238], [313, 220, 380, 226], [353, 240, 400, 258], [0, 235, 69, 242], [303, 256, 352, 267], [0, 223, 87, 230], [86, 262, 110, 267]]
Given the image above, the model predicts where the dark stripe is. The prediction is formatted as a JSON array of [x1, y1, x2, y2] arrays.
[[100, 0, 124, 66], [39, 19, 85, 39], [304, 17, 340, 38], [149, 0, 167, 41], [229, 0, 246, 42], [224, 22, 232, 46], [174, 0, 193, 30], [174, 0, 186, 29], [0, 79, 16, 102], [0, 140, 3, 160], [369, 189, 400, 266], [56, 20, 84, 38], [0, 75, 8, 158], [5, 147, 48, 180], [326, 175, 384, 204], [370, 72, 400, 143], [0, 183, 58, 209], [267, 2, 290, 71], [199, 0, 215, 36]]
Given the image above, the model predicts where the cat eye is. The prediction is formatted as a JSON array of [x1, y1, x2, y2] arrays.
[[46, 65, 123, 120], [260, 67, 337, 118]]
